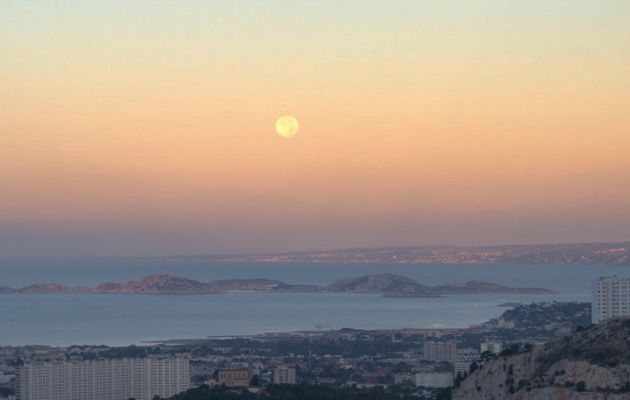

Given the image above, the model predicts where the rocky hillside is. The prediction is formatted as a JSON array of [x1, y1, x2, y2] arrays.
[[94, 274, 220, 294], [454, 318, 630, 399], [326, 273, 431, 295], [326, 274, 555, 297]]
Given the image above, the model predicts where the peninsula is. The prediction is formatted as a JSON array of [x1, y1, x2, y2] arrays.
[[198, 241, 630, 266]]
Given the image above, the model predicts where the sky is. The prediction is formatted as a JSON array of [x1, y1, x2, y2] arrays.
[[1, 0, 630, 258]]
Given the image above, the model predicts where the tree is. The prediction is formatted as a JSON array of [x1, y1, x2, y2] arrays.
[[249, 375, 261, 387], [454, 371, 464, 387], [469, 361, 479, 374], [576, 381, 586, 392], [480, 351, 495, 362], [434, 388, 452, 400]]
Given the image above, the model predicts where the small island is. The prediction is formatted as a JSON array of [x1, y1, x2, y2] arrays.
[[0, 273, 556, 297]]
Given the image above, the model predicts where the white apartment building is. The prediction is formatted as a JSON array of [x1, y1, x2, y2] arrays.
[[423, 341, 457, 362], [592, 276, 630, 324], [16, 357, 190, 400], [272, 366, 296, 385], [414, 372, 453, 388]]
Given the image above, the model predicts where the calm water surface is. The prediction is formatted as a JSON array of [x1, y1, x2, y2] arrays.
[[1, 259, 628, 346]]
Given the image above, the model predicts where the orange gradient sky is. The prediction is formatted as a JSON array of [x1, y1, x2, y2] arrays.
[[1, 1, 630, 257]]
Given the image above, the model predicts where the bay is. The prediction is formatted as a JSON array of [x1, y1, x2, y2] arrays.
[[1, 260, 627, 346]]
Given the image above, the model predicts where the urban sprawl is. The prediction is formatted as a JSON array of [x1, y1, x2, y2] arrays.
[[1, 276, 628, 400]]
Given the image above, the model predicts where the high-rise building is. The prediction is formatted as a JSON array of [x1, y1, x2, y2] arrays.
[[16, 357, 190, 400], [423, 341, 457, 362], [272, 366, 296, 385], [592, 276, 630, 324]]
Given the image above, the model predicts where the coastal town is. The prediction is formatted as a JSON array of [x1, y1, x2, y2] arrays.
[[212, 242, 630, 266], [4, 274, 630, 399], [1, 301, 590, 400]]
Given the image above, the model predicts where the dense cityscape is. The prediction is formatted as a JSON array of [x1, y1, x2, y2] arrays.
[[3, 276, 630, 399]]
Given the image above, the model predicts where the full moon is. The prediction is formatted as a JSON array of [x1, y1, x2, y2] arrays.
[[275, 115, 299, 138]]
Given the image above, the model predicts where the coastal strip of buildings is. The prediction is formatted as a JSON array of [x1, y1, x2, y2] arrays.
[[16, 356, 190, 400]]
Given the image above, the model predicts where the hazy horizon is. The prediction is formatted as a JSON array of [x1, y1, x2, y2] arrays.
[[2, 0, 630, 258]]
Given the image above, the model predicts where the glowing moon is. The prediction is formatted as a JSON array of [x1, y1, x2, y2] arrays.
[[275, 115, 299, 138]]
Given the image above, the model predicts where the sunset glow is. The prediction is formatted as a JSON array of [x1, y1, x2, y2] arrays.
[[1, 0, 629, 257]]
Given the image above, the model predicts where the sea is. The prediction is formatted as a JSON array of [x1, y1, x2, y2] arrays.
[[1, 258, 628, 347]]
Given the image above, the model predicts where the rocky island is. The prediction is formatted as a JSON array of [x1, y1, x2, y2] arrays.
[[0, 273, 555, 297], [326, 273, 555, 297]]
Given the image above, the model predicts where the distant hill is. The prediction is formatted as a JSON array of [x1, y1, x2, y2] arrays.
[[94, 274, 219, 295], [326, 274, 554, 297], [326, 273, 431, 295], [0, 273, 554, 297], [208, 241, 630, 265], [454, 318, 630, 399]]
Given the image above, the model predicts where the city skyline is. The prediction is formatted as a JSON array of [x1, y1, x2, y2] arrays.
[[2, 0, 630, 257]]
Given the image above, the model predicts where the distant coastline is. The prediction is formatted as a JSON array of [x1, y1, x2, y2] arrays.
[[174, 241, 630, 266], [0, 273, 556, 297]]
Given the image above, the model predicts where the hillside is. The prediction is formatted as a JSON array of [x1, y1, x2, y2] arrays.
[[326, 273, 432, 296], [327, 274, 556, 297], [474, 302, 591, 339], [94, 274, 220, 294], [454, 318, 630, 399]]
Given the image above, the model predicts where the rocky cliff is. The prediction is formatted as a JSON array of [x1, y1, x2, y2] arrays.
[[454, 318, 630, 399]]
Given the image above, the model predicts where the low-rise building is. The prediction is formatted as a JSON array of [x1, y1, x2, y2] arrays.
[[480, 341, 503, 354], [218, 368, 251, 388], [415, 372, 453, 388], [393, 373, 414, 385]]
